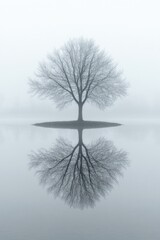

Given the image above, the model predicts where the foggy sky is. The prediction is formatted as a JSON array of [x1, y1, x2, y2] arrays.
[[0, 0, 160, 121]]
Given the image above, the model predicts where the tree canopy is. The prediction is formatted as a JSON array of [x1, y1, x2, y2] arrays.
[[30, 38, 127, 121]]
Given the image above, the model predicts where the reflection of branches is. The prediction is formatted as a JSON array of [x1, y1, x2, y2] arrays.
[[29, 133, 128, 209]]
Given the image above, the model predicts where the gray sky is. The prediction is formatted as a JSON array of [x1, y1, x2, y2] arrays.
[[0, 0, 160, 121]]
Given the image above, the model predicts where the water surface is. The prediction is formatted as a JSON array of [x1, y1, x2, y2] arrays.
[[0, 121, 160, 239]]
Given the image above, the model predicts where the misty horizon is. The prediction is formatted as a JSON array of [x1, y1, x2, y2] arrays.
[[1, 0, 160, 122]]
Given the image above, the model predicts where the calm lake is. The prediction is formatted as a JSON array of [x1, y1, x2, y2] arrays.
[[0, 121, 160, 240]]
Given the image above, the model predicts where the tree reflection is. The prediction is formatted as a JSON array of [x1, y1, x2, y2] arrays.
[[29, 129, 128, 208]]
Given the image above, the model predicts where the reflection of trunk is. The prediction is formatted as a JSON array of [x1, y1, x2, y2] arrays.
[[78, 103, 83, 121], [78, 128, 83, 145]]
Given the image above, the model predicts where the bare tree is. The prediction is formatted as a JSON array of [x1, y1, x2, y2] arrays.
[[29, 129, 128, 208], [29, 38, 127, 121]]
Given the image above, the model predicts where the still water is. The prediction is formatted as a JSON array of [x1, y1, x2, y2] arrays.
[[0, 121, 160, 239]]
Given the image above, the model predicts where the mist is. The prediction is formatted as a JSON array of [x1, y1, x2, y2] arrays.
[[0, 0, 160, 122]]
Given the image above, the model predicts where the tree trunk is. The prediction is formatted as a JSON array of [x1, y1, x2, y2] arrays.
[[78, 103, 83, 122]]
